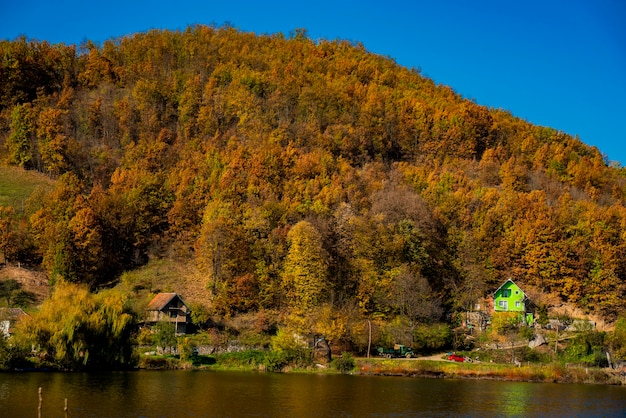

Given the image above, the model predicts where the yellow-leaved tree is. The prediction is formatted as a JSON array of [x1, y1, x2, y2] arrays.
[[14, 283, 135, 370], [281, 221, 329, 333]]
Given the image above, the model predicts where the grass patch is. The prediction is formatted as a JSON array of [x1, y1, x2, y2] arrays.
[[0, 165, 55, 209], [214, 350, 267, 369]]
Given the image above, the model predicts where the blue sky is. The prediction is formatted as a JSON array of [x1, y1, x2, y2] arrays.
[[2, 0, 625, 164]]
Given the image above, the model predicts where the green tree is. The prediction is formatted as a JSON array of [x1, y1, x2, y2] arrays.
[[154, 321, 177, 353], [610, 316, 626, 362], [0, 279, 20, 306], [6, 103, 35, 168], [412, 323, 452, 354], [178, 336, 197, 362], [0, 332, 28, 370]]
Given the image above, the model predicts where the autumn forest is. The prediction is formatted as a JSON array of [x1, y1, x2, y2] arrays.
[[1, 26, 626, 365]]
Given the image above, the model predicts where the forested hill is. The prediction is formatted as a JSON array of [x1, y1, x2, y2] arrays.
[[1, 25, 625, 322]]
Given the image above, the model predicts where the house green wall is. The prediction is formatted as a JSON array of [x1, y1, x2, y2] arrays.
[[493, 279, 526, 312]]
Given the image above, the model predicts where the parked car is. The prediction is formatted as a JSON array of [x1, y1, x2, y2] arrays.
[[447, 353, 471, 362]]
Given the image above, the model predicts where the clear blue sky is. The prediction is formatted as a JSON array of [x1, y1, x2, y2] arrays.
[[2, 0, 625, 164]]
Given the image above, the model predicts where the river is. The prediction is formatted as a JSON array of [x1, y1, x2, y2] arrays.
[[1, 370, 625, 417]]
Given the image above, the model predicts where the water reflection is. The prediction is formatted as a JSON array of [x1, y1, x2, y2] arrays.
[[1, 371, 625, 417]]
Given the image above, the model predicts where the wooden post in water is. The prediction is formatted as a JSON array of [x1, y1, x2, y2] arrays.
[[367, 319, 372, 359], [38, 387, 42, 418], [65, 398, 68, 418]]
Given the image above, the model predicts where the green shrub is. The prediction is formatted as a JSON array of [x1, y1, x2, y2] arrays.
[[262, 348, 312, 372], [178, 337, 196, 362], [263, 350, 289, 372], [0, 334, 29, 370], [564, 330, 608, 367], [519, 347, 553, 364], [238, 330, 271, 348], [136, 327, 154, 346], [331, 352, 355, 373], [216, 350, 266, 367], [270, 328, 305, 352]]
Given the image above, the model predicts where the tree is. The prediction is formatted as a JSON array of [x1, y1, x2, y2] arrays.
[[30, 173, 82, 283], [154, 321, 177, 353], [30, 173, 108, 286], [0, 207, 17, 264], [14, 283, 135, 370], [389, 265, 442, 323], [36, 106, 70, 174], [195, 217, 235, 295], [610, 316, 626, 362], [0, 280, 20, 306], [281, 221, 329, 312], [6, 103, 35, 168]]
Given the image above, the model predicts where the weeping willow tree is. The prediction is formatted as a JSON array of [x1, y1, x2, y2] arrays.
[[14, 282, 136, 370]]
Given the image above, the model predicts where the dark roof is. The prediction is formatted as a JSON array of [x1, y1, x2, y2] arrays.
[[146, 293, 183, 311]]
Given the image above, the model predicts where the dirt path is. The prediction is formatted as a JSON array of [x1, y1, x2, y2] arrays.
[[413, 352, 448, 361], [359, 353, 448, 361]]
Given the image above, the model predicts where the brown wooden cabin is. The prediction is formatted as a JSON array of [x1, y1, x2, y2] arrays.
[[146, 293, 191, 334]]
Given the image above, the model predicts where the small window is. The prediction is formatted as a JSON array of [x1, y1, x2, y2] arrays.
[[502, 289, 511, 297], [515, 290, 519, 294], [515, 301, 521, 308]]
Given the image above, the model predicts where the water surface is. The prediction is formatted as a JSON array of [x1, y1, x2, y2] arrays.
[[1, 370, 625, 417]]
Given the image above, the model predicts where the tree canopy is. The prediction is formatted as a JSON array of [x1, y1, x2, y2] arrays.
[[0, 25, 625, 324]]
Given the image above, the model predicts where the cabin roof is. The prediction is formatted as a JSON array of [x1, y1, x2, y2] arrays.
[[492, 279, 525, 297], [147, 293, 185, 311]]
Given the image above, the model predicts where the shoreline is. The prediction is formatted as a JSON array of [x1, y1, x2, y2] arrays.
[[9, 355, 625, 386], [353, 358, 626, 385]]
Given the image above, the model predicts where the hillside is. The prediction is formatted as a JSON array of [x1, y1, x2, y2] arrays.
[[0, 264, 49, 305], [0, 26, 625, 327]]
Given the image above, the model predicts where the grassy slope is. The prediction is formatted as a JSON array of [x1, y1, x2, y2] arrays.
[[0, 165, 55, 209], [118, 258, 211, 306], [0, 165, 55, 306]]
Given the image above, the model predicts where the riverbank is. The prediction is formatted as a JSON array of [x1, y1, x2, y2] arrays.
[[354, 358, 626, 385], [137, 350, 626, 385]]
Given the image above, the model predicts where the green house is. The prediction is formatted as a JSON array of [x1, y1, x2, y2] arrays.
[[493, 279, 533, 325], [493, 279, 526, 312]]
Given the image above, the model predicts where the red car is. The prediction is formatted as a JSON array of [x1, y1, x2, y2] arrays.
[[448, 354, 467, 362]]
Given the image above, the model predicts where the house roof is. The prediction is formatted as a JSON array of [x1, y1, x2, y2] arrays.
[[0, 307, 29, 320], [146, 293, 186, 311], [492, 279, 526, 297]]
